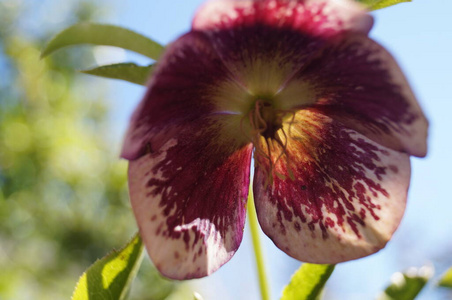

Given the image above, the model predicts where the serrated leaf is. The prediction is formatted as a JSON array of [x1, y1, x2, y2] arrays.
[[281, 264, 335, 300], [41, 23, 164, 60], [356, 0, 411, 10], [379, 266, 433, 300], [81, 63, 153, 85], [72, 233, 144, 300], [438, 267, 452, 288]]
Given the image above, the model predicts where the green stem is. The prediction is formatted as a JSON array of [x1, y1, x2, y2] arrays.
[[247, 190, 271, 300]]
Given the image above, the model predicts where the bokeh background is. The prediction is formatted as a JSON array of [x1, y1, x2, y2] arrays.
[[0, 0, 451, 299]]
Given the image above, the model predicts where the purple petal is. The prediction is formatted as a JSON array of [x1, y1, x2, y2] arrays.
[[281, 34, 428, 157], [253, 110, 410, 263], [191, 0, 373, 97], [121, 31, 249, 160], [129, 122, 253, 279]]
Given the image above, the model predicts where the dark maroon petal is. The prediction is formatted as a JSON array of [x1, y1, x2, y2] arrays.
[[121, 31, 249, 160], [198, 23, 328, 97], [193, 0, 373, 37], [253, 110, 410, 263], [284, 34, 428, 157], [191, 0, 372, 98], [128, 118, 253, 279]]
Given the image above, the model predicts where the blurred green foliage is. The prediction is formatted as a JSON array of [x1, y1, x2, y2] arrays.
[[379, 267, 432, 300], [438, 267, 452, 289], [0, 1, 180, 299]]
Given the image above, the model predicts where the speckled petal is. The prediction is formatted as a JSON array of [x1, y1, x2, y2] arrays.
[[280, 34, 428, 157], [129, 120, 253, 279], [122, 30, 254, 279], [253, 109, 411, 263]]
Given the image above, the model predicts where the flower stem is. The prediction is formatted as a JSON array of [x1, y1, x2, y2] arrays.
[[247, 189, 270, 300]]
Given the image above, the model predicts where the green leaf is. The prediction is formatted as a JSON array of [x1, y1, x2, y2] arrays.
[[379, 266, 433, 300], [41, 23, 164, 60], [81, 63, 153, 85], [438, 267, 452, 288], [281, 264, 335, 300], [72, 233, 144, 300], [356, 0, 411, 10]]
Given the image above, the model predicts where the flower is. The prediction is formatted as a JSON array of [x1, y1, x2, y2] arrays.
[[121, 0, 428, 279]]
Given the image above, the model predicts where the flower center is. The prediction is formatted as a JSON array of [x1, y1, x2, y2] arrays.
[[249, 100, 283, 140], [243, 99, 295, 186]]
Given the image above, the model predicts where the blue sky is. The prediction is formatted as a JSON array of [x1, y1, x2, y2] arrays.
[[86, 0, 452, 299]]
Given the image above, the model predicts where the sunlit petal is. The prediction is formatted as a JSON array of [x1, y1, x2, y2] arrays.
[[253, 110, 410, 263], [121, 30, 254, 279], [193, 0, 373, 36], [129, 120, 253, 279]]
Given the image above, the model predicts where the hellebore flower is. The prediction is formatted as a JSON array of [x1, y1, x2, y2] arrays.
[[121, 0, 428, 279]]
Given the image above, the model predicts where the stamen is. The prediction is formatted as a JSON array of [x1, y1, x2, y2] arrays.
[[240, 100, 297, 187]]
